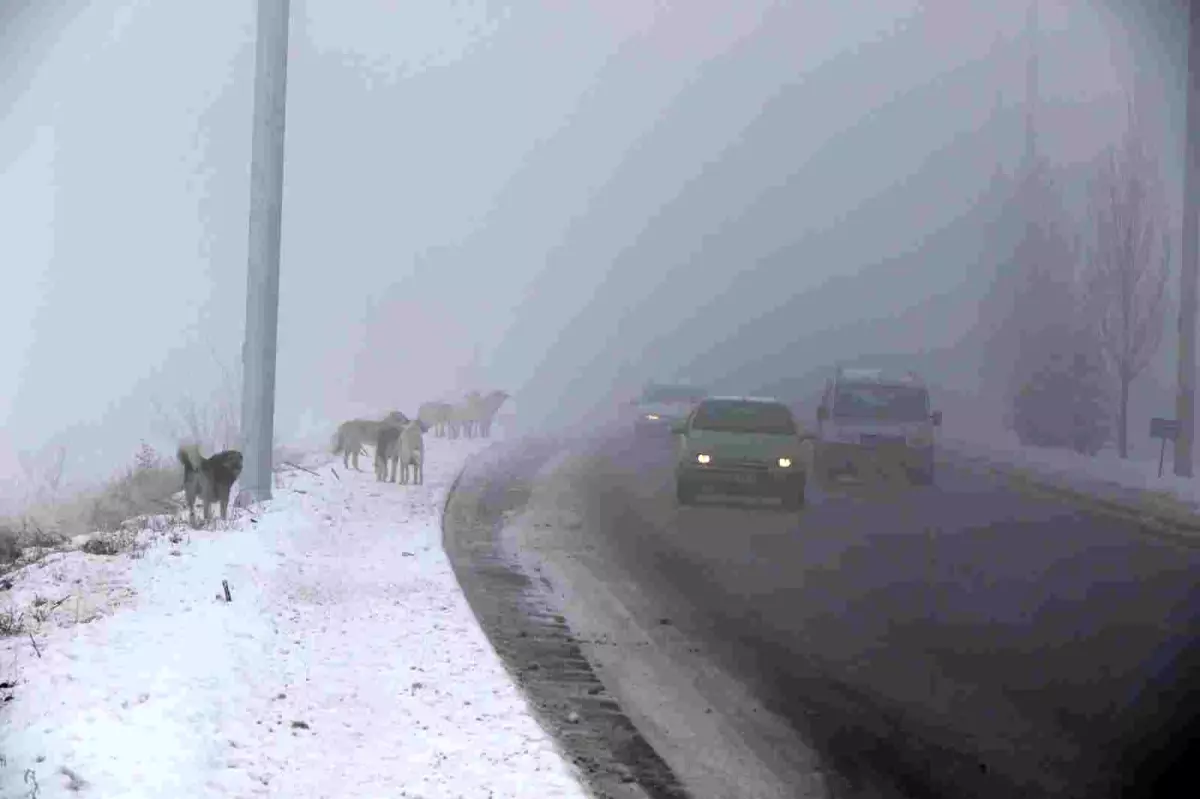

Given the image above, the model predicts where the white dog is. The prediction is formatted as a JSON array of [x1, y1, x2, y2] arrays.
[[397, 420, 425, 485]]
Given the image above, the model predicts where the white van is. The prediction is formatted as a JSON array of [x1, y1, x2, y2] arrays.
[[815, 367, 942, 484]]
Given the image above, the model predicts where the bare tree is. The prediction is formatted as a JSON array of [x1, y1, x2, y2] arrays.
[[15, 444, 68, 506], [44, 446, 67, 503], [1083, 95, 1171, 459], [148, 349, 243, 455]]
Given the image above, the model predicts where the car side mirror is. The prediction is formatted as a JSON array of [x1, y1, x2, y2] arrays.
[[931, 410, 942, 427], [817, 406, 829, 422]]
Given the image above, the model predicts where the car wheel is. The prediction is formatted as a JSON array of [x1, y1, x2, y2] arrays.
[[676, 478, 697, 506], [781, 475, 806, 511]]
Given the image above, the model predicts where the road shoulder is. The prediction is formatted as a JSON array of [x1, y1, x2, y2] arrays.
[[441, 436, 688, 799], [940, 438, 1200, 547], [504, 444, 834, 799]]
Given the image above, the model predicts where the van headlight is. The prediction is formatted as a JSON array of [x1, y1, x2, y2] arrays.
[[778, 457, 792, 468], [645, 413, 660, 421], [696, 453, 711, 464]]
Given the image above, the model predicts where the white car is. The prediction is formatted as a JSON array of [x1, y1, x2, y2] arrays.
[[816, 367, 941, 485], [630, 383, 708, 436]]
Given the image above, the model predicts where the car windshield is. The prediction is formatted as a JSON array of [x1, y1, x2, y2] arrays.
[[833, 383, 929, 421], [691, 400, 796, 435], [642, 385, 706, 404]]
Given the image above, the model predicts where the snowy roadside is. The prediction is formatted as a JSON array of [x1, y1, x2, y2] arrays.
[[940, 429, 1200, 532], [0, 437, 591, 798]]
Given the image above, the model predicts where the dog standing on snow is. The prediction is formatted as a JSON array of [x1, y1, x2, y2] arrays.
[[375, 424, 402, 483], [331, 411, 409, 471], [178, 444, 244, 527], [397, 420, 425, 485]]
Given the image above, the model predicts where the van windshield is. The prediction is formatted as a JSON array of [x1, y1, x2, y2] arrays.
[[643, 384, 707, 404], [692, 400, 796, 435], [833, 383, 929, 422]]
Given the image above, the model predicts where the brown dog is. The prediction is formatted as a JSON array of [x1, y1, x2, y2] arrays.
[[178, 444, 244, 527]]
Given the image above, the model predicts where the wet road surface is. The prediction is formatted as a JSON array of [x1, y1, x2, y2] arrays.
[[565, 427, 1200, 798]]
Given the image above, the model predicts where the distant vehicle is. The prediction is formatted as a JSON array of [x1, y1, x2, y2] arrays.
[[631, 382, 708, 435], [815, 366, 941, 485], [672, 396, 808, 510]]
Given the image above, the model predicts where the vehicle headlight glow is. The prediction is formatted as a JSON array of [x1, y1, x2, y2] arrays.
[[696, 453, 711, 464], [778, 457, 792, 468], [645, 413, 660, 420]]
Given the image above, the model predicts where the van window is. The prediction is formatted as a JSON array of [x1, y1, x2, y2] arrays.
[[833, 383, 929, 422], [642, 384, 707, 404]]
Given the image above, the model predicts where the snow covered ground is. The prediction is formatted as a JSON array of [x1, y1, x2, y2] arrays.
[[0, 437, 590, 798], [941, 428, 1200, 522]]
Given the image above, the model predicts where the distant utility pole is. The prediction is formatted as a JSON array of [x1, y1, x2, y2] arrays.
[[240, 0, 292, 502], [1176, 0, 1200, 477]]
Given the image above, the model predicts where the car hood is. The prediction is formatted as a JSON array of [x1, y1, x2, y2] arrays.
[[684, 429, 801, 459]]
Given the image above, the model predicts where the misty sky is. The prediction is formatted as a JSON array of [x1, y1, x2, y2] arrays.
[[0, 0, 1177, 501]]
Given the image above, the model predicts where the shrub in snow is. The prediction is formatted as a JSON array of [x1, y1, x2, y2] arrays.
[[0, 527, 21, 566], [87, 450, 181, 534], [81, 536, 122, 557], [1013, 340, 1112, 455], [0, 607, 24, 637]]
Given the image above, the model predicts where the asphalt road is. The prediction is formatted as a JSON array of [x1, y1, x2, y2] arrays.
[[566, 426, 1200, 799]]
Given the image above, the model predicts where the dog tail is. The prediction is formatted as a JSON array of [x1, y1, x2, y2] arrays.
[[330, 428, 343, 454], [177, 444, 203, 478]]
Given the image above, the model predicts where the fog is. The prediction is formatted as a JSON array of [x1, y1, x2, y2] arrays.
[[0, 1, 1187, 507]]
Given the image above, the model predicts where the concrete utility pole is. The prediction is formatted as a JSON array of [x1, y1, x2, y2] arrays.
[[1176, 0, 1200, 477], [1022, 0, 1039, 173], [240, 0, 292, 502]]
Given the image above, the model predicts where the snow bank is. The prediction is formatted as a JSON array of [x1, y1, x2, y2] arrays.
[[0, 436, 588, 798], [942, 428, 1200, 521]]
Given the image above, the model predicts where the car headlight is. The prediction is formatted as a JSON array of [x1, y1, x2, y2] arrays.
[[696, 453, 711, 464], [645, 413, 660, 421], [778, 457, 792, 468]]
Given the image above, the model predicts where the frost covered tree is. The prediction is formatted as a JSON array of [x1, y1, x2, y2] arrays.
[[993, 147, 1117, 453], [976, 164, 1025, 420], [984, 147, 1107, 444], [1013, 329, 1113, 454], [1081, 96, 1171, 460]]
